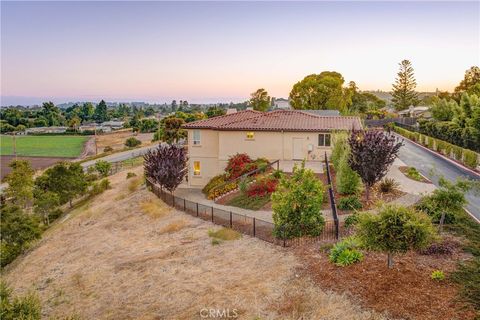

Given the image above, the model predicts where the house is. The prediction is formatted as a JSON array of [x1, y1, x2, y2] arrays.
[[272, 98, 291, 110], [101, 120, 125, 130], [301, 110, 341, 117], [25, 126, 68, 134], [398, 106, 431, 118], [182, 109, 362, 187]]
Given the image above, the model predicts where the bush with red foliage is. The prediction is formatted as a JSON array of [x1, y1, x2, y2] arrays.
[[225, 153, 256, 180], [247, 178, 278, 197]]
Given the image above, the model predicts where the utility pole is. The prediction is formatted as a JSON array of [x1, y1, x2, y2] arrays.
[[13, 132, 17, 161], [94, 125, 98, 155]]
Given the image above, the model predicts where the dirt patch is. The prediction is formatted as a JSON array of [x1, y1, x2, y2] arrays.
[[95, 130, 153, 153], [1, 155, 71, 180], [3, 166, 384, 320], [294, 242, 476, 320]]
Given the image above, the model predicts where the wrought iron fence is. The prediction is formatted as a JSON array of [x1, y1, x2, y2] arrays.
[[146, 178, 345, 247]]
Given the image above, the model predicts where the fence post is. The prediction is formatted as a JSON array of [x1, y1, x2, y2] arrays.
[[196, 203, 199, 217], [230, 211, 232, 228], [253, 217, 256, 237], [211, 207, 214, 222], [282, 226, 286, 247], [172, 193, 175, 208]]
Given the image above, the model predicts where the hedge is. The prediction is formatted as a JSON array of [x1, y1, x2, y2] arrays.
[[393, 126, 479, 169]]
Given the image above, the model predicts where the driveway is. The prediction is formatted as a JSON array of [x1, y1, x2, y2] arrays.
[[397, 137, 480, 221]]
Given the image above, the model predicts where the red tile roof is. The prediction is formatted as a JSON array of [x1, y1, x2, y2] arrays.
[[183, 109, 362, 132]]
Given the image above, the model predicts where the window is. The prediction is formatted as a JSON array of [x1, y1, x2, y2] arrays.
[[193, 130, 201, 145], [318, 133, 331, 147], [246, 131, 254, 139], [193, 161, 201, 176]]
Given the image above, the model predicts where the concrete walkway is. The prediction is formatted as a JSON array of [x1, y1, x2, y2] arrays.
[[385, 158, 436, 195], [174, 186, 275, 223]]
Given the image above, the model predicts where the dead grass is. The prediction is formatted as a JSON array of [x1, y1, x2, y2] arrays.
[[96, 131, 153, 152], [128, 176, 143, 192], [158, 219, 188, 234], [3, 165, 386, 320], [208, 228, 242, 241], [140, 198, 170, 219]]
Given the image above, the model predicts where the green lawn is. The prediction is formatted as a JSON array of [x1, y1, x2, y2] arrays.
[[226, 193, 271, 211], [0, 135, 89, 158]]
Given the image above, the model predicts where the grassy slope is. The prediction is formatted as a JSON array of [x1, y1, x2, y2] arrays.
[[0, 135, 88, 157], [226, 193, 271, 210]]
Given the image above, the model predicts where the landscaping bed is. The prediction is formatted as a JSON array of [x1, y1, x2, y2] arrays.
[[399, 166, 431, 183], [293, 238, 476, 320], [217, 190, 272, 211], [329, 165, 406, 214]]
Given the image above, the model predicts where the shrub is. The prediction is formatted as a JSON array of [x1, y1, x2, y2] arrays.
[[436, 139, 447, 154], [344, 214, 359, 228], [103, 146, 113, 152], [246, 177, 278, 197], [378, 178, 399, 193], [272, 162, 325, 239], [338, 195, 362, 211], [431, 270, 445, 281], [463, 149, 479, 169], [452, 145, 463, 160], [89, 178, 110, 196], [272, 169, 284, 179], [330, 132, 349, 169], [405, 167, 422, 181], [444, 142, 453, 157], [225, 153, 254, 179], [238, 177, 249, 194], [420, 239, 457, 255], [202, 174, 226, 195], [125, 137, 141, 148], [126, 172, 136, 179], [416, 196, 456, 224], [329, 237, 363, 267], [427, 137, 435, 150], [0, 281, 41, 320], [336, 153, 361, 195], [94, 160, 111, 178], [356, 205, 436, 268], [1, 204, 42, 267]]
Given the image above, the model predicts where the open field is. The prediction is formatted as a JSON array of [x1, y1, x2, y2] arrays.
[[0, 155, 69, 180], [0, 135, 88, 157], [88, 130, 154, 156], [3, 166, 384, 320]]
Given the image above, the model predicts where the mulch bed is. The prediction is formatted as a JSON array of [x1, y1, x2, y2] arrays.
[[328, 165, 407, 214], [399, 166, 432, 183], [293, 240, 477, 320]]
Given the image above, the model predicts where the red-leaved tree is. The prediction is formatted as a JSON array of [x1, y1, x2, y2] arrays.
[[348, 130, 403, 200], [144, 143, 188, 193]]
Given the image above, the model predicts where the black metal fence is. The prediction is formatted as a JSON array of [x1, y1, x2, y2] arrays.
[[324, 152, 340, 240], [364, 117, 417, 128], [146, 178, 344, 247]]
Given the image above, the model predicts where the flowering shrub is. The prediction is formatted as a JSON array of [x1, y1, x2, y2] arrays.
[[246, 177, 278, 197], [225, 153, 255, 179]]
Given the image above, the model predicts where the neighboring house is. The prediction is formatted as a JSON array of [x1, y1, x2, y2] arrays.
[[398, 106, 430, 118], [101, 120, 125, 130], [25, 126, 68, 134], [302, 110, 341, 117], [183, 109, 362, 187], [272, 98, 291, 110]]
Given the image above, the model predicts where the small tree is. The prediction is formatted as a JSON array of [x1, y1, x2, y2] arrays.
[[4, 160, 34, 208], [144, 144, 188, 193], [357, 205, 436, 268], [125, 137, 141, 148], [272, 162, 325, 239], [416, 176, 480, 230], [391, 59, 419, 110], [94, 160, 112, 178], [34, 162, 88, 207], [33, 190, 60, 225], [159, 117, 187, 143], [336, 153, 362, 195], [348, 130, 403, 200], [249, 88, 271, 111]]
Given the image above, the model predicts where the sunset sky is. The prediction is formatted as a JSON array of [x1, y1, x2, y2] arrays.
[[1, 1, 479, 105]]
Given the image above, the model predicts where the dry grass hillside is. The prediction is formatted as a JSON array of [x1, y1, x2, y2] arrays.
[[3, 166, 385, 320]]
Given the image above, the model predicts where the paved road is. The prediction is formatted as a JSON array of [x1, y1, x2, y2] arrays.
[[397, 137, 480, 221], [80, 144, 158, 169]]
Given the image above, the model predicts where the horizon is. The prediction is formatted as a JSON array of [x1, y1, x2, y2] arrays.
[[2, 1, 479, 106]]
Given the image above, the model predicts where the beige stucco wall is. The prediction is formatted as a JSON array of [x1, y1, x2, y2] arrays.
[[186, 129, 333, 187]]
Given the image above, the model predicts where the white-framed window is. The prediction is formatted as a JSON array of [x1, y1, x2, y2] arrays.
[[193, 161, 201, 176], [318, 133, 331, 147], [193, 130, 201, 145], [246, 131, 254, 139]]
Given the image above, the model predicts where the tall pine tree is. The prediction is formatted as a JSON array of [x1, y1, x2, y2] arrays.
[[391, 60, 419, 111]]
